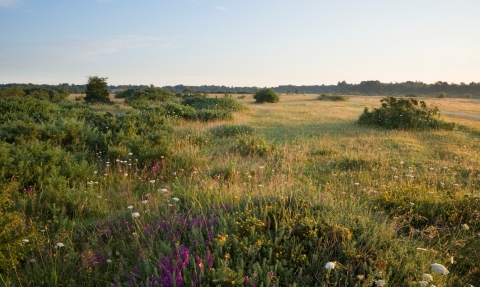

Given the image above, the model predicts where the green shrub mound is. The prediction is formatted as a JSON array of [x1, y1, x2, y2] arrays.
[[358, 97, 455, 130], [235, 135, 274, 156], [181, 95, 246, 112], [317, 93, 349, 101], [253, 88, 280, 103], [121, 85, 175, 105]]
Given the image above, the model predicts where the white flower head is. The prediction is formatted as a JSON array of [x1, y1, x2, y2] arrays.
[[418, 281, 428, 286], [374, 279, 386, 286], [325, 261, 335, 269], [149, 180, 156, 183], [422, 273, 433, 282], [132, 212, 140, 218], [127, 205, 133, 209], [56, 242, 65, 248], [142, 200, 148, 204], [22, 239, 29, 244], [172, 197, 179, 202], [431, 263, 449, 275], [30, 258, 36, 263], [106, 259, 112, 263]]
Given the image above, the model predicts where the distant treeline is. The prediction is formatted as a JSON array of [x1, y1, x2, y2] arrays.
[[2, 80, 480, 96]]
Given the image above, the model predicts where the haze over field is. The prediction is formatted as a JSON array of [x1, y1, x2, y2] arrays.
[[1, 0, 479, 86]]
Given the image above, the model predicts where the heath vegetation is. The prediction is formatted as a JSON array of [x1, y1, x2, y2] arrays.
[[0, 88, 479, 286]]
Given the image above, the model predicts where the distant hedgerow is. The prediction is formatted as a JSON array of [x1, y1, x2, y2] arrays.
[[358, 97, 455, 130]]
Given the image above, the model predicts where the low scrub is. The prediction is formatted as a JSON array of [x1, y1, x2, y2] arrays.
[[253, 88, 279, 103], [234, 135, 274, 156], [358, 97, 455, 130], [317, 93, 349, 101], [209, 124, 255, 138], [120, 85, 175, 105]]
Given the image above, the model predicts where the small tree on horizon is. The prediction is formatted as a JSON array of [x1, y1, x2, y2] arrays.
[[253, 88, 279, 103], [84, 76, 111, 103]]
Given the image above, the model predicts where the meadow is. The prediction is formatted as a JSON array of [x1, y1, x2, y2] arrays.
[[1, 92, 479, 286]]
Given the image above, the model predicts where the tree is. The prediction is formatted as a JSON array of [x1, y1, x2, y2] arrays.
[[253, 88, 280, 103], [85, 76, 111, 103]]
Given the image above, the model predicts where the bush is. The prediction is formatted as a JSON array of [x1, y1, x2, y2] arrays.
[[235, 135, 274, 156], [465, 93, 472, 99], [122, 85, 175, 105], [437, 92, 447, 98], [253, 88, 279, 103], [84, 76, 111, 104], [181, 96, 245, 112], [317, 94, 349, 101], [358, 97, 455, 130]]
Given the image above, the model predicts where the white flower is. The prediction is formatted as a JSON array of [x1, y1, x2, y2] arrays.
[[128, 152, 133, 156], [462, 224, 469, 230], [21, 239, 29, 244], [124, 173, 128, 177], [258, 184, 263, 187], [149, 180, 156, 183], [325, 262, 335, 269], [400, 161, 404, 165], [259, 166, 264, 169], [172, 197, 179, 202], [422, 273, 433, 282], [106, 259, 112, 263], [30, 258, 36, 263], [354, 183, 360, 186], [159, 188, 168, 192], [374, 279, 386, 286], [391, 167, 398, 171], [56, 242, 65, 248], [410, 202, 415, 206], [418, 281, 428, 286], [132, 212, 140, 218], [141, 200, 148, 204], [127, 205, 133, 209], [430, 263, 449, 275]]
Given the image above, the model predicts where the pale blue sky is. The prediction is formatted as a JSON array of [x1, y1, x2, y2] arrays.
[[1, 0, 479, 86]]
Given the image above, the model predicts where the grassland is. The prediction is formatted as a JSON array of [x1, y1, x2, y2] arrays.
[[1, 94, 479, 286]]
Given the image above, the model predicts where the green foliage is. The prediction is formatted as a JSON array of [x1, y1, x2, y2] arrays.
[[437, 92, 447, 98], [209, 124, 255, 138], [84, 76, 111, 104], [234, 135, 274, 156], [122, 85, 175, 106], [0, 86, 26, 98], [358, 97, 455, 130], [317, 94, 349, 101], [181, 95, 245, 112], [253, 88, 280, 103], [465, 93, 472, 99]]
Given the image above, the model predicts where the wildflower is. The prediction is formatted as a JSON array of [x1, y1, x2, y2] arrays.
[[418, 281, 428, 286], [107, 259, 112, 263], [430, 263, 449, 275], [374, 280, 386, 286], [30, 259, 36, 263], [128, 152, 133, 156], [172, 197, 179, 202], [128, 205, 133, 209], [22, 239, 29, 244], [400, 161, 404, 165], [269, 271, 274, 279], [56, 242, 65, 248], [462, 224, 469, 230], [258, 184, 263, 187], [391, 167, 398, 171], [132, 212, 140, 218], [141, 200, 148, 204], [149, 180, 155, 183], [422, 274, 433, 282], [354, 183, 360, 186], [124, 173, 128, 177], [410, 202, 415, 206], [325, 262, 335, 269], [224, 254, 230, 260], [259, 166, 264, 169]]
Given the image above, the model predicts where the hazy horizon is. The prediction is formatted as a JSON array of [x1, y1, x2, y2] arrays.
[[1, 0, 479, 86]]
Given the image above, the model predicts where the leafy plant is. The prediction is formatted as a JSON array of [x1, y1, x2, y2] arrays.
[[84, 76, 111, 104], [358, 97, 455, 130], [253, 88, 280, 103], [317, 94, 349, 101]]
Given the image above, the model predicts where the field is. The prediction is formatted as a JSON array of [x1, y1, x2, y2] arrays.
[[1, 93, 479, 286]]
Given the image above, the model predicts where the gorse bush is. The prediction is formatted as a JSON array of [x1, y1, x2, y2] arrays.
[[121, 85, 175, 106], [358, 97, 455, 130], [84, 76, 111, 104], [253, 88, 280, 103]]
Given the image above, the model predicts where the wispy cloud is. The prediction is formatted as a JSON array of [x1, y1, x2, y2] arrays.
[[0, 0, 19, 8], [214, 6, 226, 11]]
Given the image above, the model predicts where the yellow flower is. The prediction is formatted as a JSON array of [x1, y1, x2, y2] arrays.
[[224, 254, 230, 260]]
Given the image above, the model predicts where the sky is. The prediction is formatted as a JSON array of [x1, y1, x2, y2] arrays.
[[1, 0, 479, 87]]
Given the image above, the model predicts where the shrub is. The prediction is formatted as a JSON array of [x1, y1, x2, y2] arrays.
[[253, 88, 280, 103], [84, 76, 111, 104], [0, 86, 25, 98], [317, 94, 349, 101], [358, 97, 455, 130], [181, 96, 245, 112], [465, 93, 472, 99], [437, 92, 447, 98], [234, 135, 274, 156], [122, 85, 175, 105], [209, 124, 255, 138]]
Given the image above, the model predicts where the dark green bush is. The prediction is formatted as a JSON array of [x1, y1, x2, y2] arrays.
[[358, 97, 455, 130], [122, 85, 175, 105], [84, 76, 111, 104], [253, 88, 279, 103], [437, 92, 447, 98], [209, 124, 255, 138], [317, 94, 349, 101], [181, 96, 245, 112]]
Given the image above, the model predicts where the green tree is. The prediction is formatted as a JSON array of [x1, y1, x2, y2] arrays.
[[253, 88, 280, 103], [84, 76, 111, 103]]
